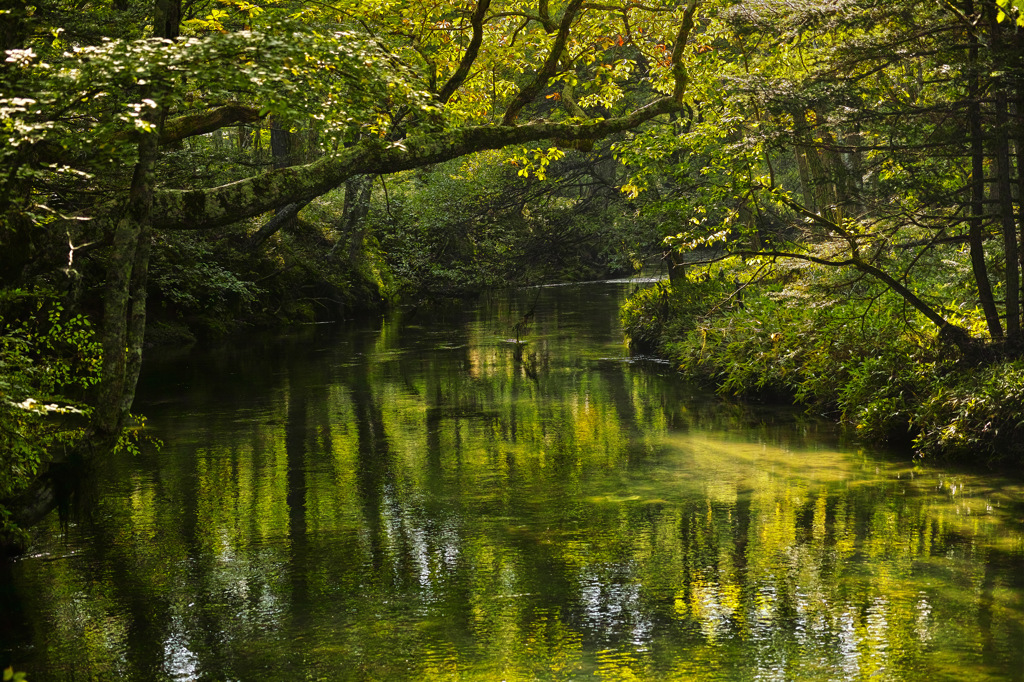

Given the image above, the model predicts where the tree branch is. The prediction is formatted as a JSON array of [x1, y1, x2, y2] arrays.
[[731, 248, 971, 348], [151, 2, 699, 231], [670, 0, 699, 101], [438, 0, 491, 104], [502, 0, 584, 125], [242, 199, 312, 253], [125, 104, 263, 145], [153, 97, 681, 231]]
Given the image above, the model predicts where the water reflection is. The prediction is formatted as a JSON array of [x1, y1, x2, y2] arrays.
[[3, 283, 1024, 681]]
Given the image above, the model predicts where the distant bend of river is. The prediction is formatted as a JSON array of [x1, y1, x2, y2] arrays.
[[2, 279, 1024, 681]]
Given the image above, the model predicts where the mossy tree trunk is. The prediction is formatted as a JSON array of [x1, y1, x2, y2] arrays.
[[95, 0, 178, 434]]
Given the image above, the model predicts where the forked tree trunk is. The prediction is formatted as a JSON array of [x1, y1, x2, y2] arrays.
[[95, 0, 178, 433], [95, 133, 159, 434]]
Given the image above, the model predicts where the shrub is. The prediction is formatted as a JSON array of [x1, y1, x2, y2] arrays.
[[1, 289, 98, 543], [620, 260, 1024, 461], [913, 361, 1024, 463]]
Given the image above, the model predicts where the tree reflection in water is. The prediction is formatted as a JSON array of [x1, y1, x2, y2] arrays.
[[2, 282, 1023, 681]]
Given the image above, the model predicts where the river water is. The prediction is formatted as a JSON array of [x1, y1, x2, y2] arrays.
[[2, 279, 1024, 681]]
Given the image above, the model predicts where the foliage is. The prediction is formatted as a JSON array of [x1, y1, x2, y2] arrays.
[[148, 230, 264, 339], [1, 21, 429, 226], [613, 0, 1024, 357], [620, 270, 734, 353], [0, 289, 98, 539], [623, 257, 1024, 461], [2, 667, 27, 682], [914, 361, 1024, 463], [378, 149, 655, 296]]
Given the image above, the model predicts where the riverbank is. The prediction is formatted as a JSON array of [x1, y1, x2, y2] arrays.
[[621, 261, 1024, 464]]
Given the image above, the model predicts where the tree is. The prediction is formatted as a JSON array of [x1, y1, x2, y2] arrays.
[[625, 0, 1024, 357]]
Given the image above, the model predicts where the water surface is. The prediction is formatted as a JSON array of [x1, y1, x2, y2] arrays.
[[2, 281, 1024, 680]]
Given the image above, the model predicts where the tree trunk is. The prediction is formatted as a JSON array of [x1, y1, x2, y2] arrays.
[[95, 0, 177, 432], [994, 75, 1021, 344], [270, 117, 292, 170], [243, 199, 311, 253], [791, 109, 817, 212], [269, 115, 299, 232], [153, 0, 181, 39], [0, 0, 31, 54], [341, 175, 374, 265], [791, 108, 842, 224], [666, 250, 686, 285], [1014, 33, 1024, 351], [95, 136, 159, 434], [967, 0, 1003, 339], [119, 219, 152, 419]]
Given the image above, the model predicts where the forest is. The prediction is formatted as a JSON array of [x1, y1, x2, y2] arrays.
[[6, 1, 1024, 678], [3, 0, 1024, 549]]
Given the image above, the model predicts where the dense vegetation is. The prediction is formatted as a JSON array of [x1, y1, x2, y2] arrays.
[[3, 0, 1024, 545], [620, 0, 1024, 462]]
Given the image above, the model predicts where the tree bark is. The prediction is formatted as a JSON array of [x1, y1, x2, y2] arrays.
[[791, 108, 819, 213], [243, 200, 312, 253], [158, 105, 262, 145], [341, 175, 374, 265], [95, 0, 177, 432], [153, 0, 181, 40], [1014, 33, 1024, 349], [120, 218, 152, 419]]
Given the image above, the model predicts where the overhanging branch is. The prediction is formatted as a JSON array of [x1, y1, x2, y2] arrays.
[[728, 247, 971, 348], [153, 97, 681, 231], [151, 1, 699, 232], [160, 105, 263, 145]]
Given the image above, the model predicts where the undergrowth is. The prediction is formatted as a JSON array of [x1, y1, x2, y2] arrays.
[[622, 260, 1024, 464]]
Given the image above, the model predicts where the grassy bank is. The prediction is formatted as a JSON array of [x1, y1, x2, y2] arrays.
[[622, 261, 1024, 464]]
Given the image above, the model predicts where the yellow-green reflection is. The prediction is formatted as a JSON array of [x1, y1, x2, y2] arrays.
[[2, 282, 1024, 681]]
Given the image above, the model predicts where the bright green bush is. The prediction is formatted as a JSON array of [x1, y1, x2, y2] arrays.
[[620, 272, 735, 354], [913, 361, 1024, 463], [1, 289, 98, 542]]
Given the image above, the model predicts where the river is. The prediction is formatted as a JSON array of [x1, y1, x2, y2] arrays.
[[2, 279, 1023, 680]]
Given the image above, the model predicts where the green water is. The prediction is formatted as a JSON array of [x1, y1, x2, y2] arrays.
[[2, 280, 1024, 681]]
